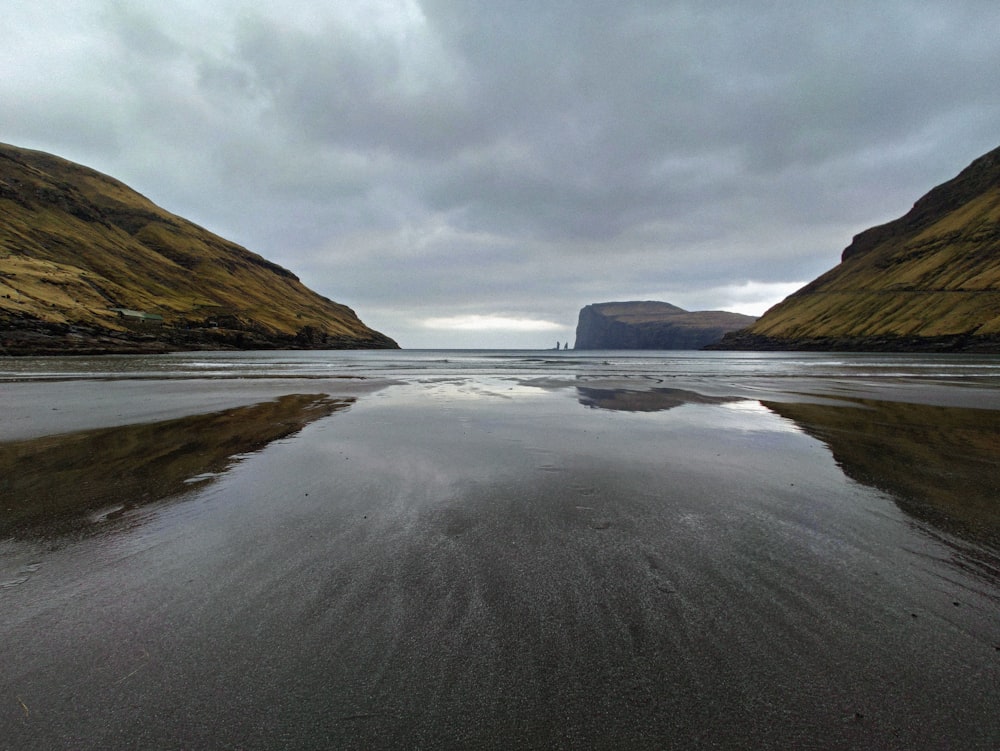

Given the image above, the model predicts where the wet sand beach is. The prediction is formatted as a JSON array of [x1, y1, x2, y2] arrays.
[[2, 351, 1000, 749]]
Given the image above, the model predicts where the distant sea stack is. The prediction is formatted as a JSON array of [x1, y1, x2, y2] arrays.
[[713, 145, 1000, 353], [574, 301, 757, 349], [0, 142, 398, 354]]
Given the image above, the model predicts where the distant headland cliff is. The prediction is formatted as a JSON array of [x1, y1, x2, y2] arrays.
[[574, 301, 756, 349], [0, 142, 397, 354], [713, 145, 1000, 352]]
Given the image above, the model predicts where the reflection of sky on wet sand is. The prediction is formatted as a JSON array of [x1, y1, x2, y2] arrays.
[[4, 376, 996, 583], [3, 375, 1000, 749]]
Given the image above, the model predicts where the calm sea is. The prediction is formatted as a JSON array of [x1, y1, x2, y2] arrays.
[[4, 347, 1000, 383]]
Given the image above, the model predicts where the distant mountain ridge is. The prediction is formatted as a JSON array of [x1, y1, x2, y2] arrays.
[[0, 142, 397, 354], [715, 145, 1000, 352], [574, 301, 756, 349]]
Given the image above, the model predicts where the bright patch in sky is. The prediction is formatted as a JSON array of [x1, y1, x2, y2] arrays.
[[715, 281, 808, 317], [422, 315, 565, 332]]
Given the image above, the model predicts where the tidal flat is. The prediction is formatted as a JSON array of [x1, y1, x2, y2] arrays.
[[2, 351, 999, 749]]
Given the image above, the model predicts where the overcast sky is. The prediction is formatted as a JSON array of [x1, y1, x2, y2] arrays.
[[4, 1, 1000, 347]]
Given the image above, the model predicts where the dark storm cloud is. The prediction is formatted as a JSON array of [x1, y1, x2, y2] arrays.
[[4, 1, 1000, 345]]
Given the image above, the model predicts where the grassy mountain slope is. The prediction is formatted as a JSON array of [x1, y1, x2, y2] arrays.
[[0, 143, 397, 353], [716, 146, 1000, 352]]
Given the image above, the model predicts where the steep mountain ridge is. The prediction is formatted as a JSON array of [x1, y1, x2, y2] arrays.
[[715, 145, 1000, 352], [0, 142, 397, 354]]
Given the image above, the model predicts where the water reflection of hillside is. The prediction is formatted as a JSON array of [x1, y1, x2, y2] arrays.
[[765, 399, 1000, 556], [575, 385, 1000, 563], [0, 394, 351, 540]]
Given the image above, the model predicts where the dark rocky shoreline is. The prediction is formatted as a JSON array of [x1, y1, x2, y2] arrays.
[[708, 330, 1000, 353], [0, 317, 399, 356]]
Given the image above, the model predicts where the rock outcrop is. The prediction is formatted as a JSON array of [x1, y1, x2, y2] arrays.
[[714, 145, 1000, 352], [574, 301, 756, 350], [0, 142, 398, 354]]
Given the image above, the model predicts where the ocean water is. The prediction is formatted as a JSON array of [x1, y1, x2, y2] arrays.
[[4, 347, 1000, 382], [0, 350, 1000, 396]]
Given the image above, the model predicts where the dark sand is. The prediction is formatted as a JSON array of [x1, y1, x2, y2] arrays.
[[2, 376, 1000, 749]]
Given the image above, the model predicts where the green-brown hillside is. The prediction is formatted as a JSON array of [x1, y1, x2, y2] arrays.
[[715, 145, 1000, 352], [0, 142, 397, 354]]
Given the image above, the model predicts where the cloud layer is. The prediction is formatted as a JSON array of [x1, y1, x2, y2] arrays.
[[5, 1, 1000, 346]]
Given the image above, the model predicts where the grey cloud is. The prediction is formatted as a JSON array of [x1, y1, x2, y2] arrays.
[[101, 0, 183, 60], [231, 14, 480, 158], [5, 1, 1000, 346]]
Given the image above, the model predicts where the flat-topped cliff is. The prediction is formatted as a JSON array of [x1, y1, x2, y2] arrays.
[[574, 301, 756, 349]]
